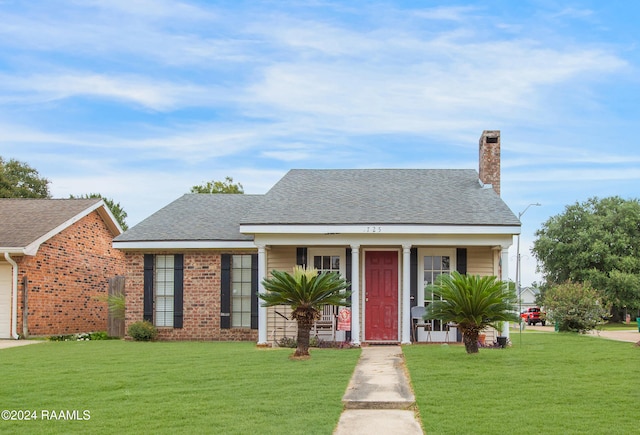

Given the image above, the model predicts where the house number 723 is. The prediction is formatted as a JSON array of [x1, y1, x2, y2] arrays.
[[365, 226, 382, 233]]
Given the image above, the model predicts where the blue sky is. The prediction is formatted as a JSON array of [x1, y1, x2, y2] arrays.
[[1, 1, 639, 287]]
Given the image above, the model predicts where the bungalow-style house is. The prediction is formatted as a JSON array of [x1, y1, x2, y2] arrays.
[[0, 198, 125, 339], [114, 131, 520, 345]]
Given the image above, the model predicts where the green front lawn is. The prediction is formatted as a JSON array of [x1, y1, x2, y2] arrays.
[[3, 333, 639, 435], [404, 332, 640, 434], [0, 341, 360, 434]]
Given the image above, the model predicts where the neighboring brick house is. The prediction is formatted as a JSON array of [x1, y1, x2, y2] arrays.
[[0, 198, 125, 338], [114, 130, 521, 344]]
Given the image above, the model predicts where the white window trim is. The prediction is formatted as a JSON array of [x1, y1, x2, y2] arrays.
[[417, 248, 457, 341], [308, 248, 345, 276], [417, 248, 457, 305], [154, 254, 175, 328], [231, 254, 253, 329]]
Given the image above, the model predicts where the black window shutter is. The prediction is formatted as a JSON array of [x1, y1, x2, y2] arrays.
[[456, 248, 467, 275], [143, 254, 154, 322], [250, 254, 258, 329], [296, 247, 307, 267], [220, 254, 231, 329], [173, 254, 184, 328], [410, 248, 418, 307]]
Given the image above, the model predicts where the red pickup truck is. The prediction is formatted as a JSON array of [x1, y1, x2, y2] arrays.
[[521, 307, 546, 326]]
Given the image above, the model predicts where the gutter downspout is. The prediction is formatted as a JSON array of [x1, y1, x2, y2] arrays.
[[4, 252, 20, 339]]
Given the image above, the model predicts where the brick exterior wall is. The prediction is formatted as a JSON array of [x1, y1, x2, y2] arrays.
[[15, 211, 125, 336], [479, 130, 501, 196], [124, 251, 258, 341]]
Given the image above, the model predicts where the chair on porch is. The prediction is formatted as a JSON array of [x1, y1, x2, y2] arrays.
[[312, 305, 336, 341], [411, 305, 431, 342]]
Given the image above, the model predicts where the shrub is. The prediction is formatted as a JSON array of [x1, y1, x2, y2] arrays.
[[544, 281, 610, 333], [47, 331, 111, 341], [127, 321, 158, 341], [48, 334, 75, 342], [277, 336, 355, 349], [277, 337, 297, 348]]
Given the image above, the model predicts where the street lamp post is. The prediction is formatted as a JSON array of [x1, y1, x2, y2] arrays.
[[517, 203, 541, 346]]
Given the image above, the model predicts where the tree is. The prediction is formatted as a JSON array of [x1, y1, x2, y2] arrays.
[[190, 176, 243, 194], [532, 196, 640, 320], [260, 266, 350, 358], [69, 193, 128, 231], [543, 282, 610, 333], [0, 157, 50, 198], [424, 272, 518, 354]]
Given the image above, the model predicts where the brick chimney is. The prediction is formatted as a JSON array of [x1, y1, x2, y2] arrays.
[[479, 130, 501, 195]]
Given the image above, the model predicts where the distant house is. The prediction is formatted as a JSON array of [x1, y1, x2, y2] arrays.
[[114, 131, 520, 344], [0, 199, 125, 339], [519, 286, 540, 311]]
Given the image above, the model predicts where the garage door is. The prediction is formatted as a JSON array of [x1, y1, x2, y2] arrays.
[[0, 263, 12, 339]]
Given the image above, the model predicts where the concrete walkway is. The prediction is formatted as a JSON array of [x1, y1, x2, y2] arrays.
[[334, 346, 423, 435], [0, 339, 44, 349]]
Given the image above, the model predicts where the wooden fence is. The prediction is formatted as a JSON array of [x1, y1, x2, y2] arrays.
[[108, 276, 126, 338]]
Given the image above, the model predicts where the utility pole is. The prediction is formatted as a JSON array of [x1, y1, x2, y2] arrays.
[[517, 203, 541, 346]]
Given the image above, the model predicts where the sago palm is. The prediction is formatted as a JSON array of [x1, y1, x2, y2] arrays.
[[424, 271, 517, 354], [260, 266, 350, 357]]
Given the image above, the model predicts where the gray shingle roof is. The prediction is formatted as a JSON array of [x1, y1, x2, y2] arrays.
[[117, 169, 519, 243], [0, 198, 103, 248], [114, 194, 261, 242], [242, 169, 520, 226]]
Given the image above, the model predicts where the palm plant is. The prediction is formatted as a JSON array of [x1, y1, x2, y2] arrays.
[[260, 266, 350, 357], [424, 271, 518, 354]]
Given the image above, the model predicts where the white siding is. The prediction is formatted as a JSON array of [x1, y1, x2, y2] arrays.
[[0, 262, 12, 339], [266, 247, 298, 344]]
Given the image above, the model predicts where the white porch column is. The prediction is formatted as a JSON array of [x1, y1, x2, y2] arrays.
[[401, 245, 412, 344], [501, 246, 511, 338], [350, 245, 361, 346], [257, 245, 268, 345]]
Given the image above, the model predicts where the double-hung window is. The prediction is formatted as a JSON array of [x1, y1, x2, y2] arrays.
[[231, 255, 253, 328], [155, 255, 175, 327], [143, 254, 183, 329]]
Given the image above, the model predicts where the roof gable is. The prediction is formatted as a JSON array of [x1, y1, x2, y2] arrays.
[[0, 198, 122, 254]]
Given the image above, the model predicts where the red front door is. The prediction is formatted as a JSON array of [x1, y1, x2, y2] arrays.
[[365, 251, 399, 341]]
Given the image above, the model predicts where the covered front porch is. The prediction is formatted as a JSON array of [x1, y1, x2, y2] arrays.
[[250, 229, 514, 346]]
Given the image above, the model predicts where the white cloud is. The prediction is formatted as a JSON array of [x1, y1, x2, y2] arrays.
[[412, 6, 479, 21], [243, 39, 625, 137], [0, 72, 224, 111], [70, 0, 215, 21], [550, 8, 594, 20]]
